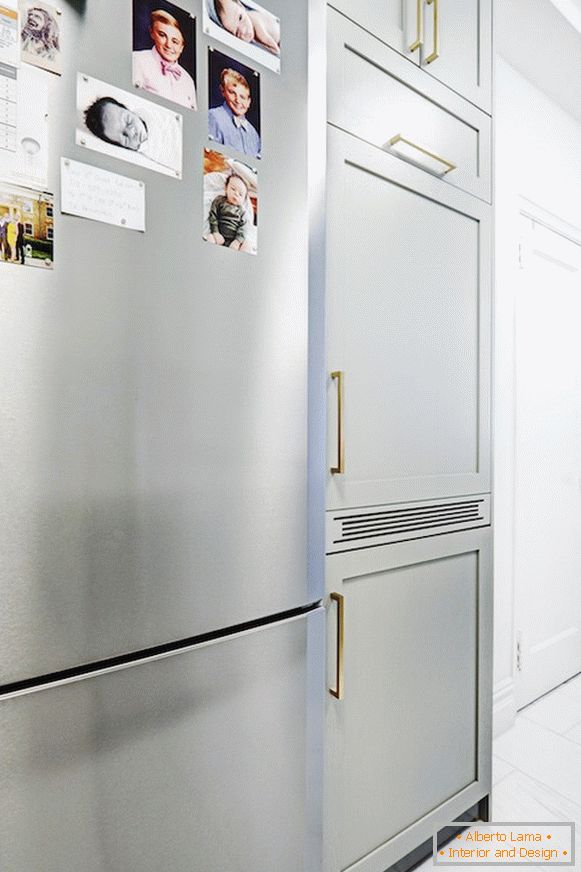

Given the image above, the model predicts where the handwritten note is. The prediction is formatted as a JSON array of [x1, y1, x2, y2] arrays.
[[60, 158, 146, 231]]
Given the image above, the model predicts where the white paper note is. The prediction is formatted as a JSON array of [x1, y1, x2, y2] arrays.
[[0, 3, 19, 68], [60, 158, 146, 232]]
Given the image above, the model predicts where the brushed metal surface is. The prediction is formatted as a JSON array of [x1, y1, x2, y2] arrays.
[[0, 0, 316, 685], [0, 610, 325, 872]]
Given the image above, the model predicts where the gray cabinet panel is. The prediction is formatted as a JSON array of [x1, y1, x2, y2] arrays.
[[0, 0, 315, 685], [421, 0, 492, 114], [324, 530, 492, 872], [326, 128, 492, 511], [327, 9, 492, 202], [327, 1, 492, 115], [328, 0, 420, 63], [0, 610, 324, 872]]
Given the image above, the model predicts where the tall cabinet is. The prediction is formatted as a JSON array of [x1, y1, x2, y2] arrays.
[[324, 3, 493, 871]]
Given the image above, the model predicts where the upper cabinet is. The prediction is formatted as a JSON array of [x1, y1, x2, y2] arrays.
[[326, 127, 492, 511], [328, 0, 423, 63], [421, 0, 492, 113], [328, 0, 492, 113], [328, 10, 492, 203]]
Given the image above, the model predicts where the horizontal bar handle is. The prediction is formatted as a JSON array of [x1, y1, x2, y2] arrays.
[[386, 134, 457, 175]]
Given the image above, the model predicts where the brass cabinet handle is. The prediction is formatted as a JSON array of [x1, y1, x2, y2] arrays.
[[425, 0, 439, 64], [330, 371, 345, 474], [409, 0, 424, 52], [329, 592, 345, 700], [387, 134, 457, 175]]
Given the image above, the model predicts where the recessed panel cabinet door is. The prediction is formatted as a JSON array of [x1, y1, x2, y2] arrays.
[[421, 0, 492, 113], [325, 530, 492, 872], [326, 127, 491, 511], [328, 0, 421, 64]]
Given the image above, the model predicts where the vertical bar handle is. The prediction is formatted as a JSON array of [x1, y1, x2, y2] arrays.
[[330, 371, 345, 475], [409, 0, 423, 52], [329, 592, 345, 700], [425, 0, 439, 64]]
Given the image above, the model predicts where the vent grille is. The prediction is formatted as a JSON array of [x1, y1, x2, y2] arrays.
[[327, 496, 490, 554]]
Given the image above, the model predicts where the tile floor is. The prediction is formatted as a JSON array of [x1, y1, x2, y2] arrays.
[[417, 672, 581, 870]]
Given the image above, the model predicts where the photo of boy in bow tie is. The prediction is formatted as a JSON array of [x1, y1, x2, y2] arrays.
[[133, 2, 197, 111]]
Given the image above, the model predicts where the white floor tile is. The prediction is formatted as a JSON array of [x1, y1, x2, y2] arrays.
[[490, 772, 580, 870], [566, 721, 581, 746], [521, 684, 581, 734], [494, 718, 581, 806], [561, 673, 581, 703], [492, 768, 581, 824], [493, 754, 514, 785]]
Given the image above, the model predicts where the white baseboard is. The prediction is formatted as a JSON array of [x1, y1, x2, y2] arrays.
[[493, 677, 516, 738]]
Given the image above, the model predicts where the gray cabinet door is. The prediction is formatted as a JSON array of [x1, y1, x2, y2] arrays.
[[421, 0, 492, 113], [327, 8, 492, 203], [0, 610, 324, 872], [328, 0, 421, 63], [326, 127, 491, 511], [324, 530, 492, 872]]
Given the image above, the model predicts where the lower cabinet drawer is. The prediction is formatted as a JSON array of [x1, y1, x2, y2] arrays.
[[327, 8, 491, 203], [325, 529, 493, 872]]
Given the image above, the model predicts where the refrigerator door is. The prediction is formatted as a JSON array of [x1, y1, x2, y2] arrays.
[[0, 609, 324, 872], [0, 0, 317, 686]]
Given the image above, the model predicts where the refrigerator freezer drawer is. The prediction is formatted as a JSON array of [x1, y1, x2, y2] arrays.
[[0, 609, 324, 872]]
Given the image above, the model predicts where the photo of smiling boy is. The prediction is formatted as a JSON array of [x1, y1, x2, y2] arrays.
[[133, 0, 197, 110], [208, 48, 261, 159]]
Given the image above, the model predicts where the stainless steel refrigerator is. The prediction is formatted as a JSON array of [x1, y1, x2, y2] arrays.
[[0, 1, 324, 869]]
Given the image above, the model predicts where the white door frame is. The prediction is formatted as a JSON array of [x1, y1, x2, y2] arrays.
[[512, 196, 581, 709]]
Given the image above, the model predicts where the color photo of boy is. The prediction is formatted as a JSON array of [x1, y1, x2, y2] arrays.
[[203, 148, 258, 255], [208, 48, 261, 159], [207, 173, 251, 252], [133, 0, 197, 111]]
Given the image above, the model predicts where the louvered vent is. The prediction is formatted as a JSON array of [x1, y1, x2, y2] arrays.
[[326, 496, 490, 554]]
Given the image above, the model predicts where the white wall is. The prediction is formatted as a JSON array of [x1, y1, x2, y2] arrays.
[[493, 56, 581, 735]]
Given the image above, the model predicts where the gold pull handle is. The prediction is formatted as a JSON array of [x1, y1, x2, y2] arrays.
[[386, 134, 456, 175], [329, 592, 345, 700], [425, 0, 439, 64], [409, 0, 423, 52], [330, 371, 345, 475]]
